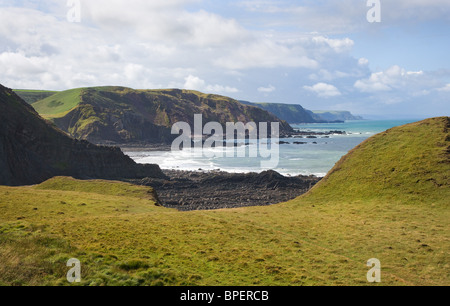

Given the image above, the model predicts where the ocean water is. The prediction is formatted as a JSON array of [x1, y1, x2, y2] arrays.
[[124, 119, 419, 177]]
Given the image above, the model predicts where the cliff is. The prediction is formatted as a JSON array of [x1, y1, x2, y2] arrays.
[[0, 85, 166, 186], [240, 101, 318, 124], [31, 87, 293, 144], [309, 110, 363, 122], [240, 101, 361, 124]]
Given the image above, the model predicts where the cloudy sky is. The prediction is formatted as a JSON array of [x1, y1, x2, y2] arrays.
[[0, 0, 449, 118]]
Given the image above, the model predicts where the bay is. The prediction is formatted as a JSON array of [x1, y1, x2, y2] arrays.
[[124, 119, 420, 177]]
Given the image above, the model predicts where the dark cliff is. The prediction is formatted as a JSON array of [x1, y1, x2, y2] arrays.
[[0, 85, 166, 186], [240, 101, 318, 124]]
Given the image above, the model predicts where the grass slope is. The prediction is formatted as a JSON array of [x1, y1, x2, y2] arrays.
[[31, 88, 84, 118], [0, 118, 448, 286], [304, 117, 449, 204], [13, 90, 59, 105]]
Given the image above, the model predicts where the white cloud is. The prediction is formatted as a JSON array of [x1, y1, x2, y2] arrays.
[[0, 1, 448, 118], [258, 85, 276, 93], [84, 2, 248, 48], [206, 84, 240, 94], [309, 69, 357, 82], [213, 38, 319, 70], [312, 36, 354, 53], [183, 75, 206, 91], [183, 75, 239, 94], [358, 58, 369, 66], [0, 52, 49, 75], [304, 83, 342, 98], [354, 65, 425, 93], [437, 84, 450, 92]]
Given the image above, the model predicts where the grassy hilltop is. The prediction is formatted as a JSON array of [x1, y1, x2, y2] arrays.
[[0, 117, 448, 286], [305, 117, 449, 204], [13, 90, 59, 105]]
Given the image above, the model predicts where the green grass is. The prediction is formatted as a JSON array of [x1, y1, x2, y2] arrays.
[[13, 90, 59, 105], [0, 178, 447, 286], [31, 88, 85, 118], [0, 118, 448, 286], [305, 117, 450, 205]]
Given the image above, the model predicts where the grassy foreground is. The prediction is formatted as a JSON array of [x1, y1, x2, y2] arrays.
[[0, 118, 449, 286], [0, 178, 447, 286]]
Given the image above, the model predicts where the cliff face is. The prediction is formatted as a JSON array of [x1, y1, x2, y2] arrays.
[[240, 101, 364, 124], [0, 85, 166, 186], [240, 101, 318, 124], [309, 111, 363, 122], [32, 87, 293, 145]]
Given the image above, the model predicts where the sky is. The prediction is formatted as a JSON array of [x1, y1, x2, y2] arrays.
[[0, 0, 449, 118]]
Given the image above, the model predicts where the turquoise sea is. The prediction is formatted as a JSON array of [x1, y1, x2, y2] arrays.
[[124, 119, 421, 177]]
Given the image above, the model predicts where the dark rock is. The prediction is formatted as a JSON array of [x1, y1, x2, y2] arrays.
[[129, 169, 321, 211]]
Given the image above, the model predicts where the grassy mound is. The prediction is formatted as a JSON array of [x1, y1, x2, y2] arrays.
[[303, 117, 449, 205]]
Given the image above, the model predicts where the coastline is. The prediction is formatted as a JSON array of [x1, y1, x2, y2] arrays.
[[119, 120, 417, 211]]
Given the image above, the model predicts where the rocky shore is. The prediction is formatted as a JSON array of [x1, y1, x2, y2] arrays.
[[128, 170, 321, 211]]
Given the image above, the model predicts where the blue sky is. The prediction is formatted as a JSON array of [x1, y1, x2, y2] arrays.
[[0, 0, 449, 118]]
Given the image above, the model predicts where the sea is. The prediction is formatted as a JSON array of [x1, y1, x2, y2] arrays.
[[124, 119, 420, 177]]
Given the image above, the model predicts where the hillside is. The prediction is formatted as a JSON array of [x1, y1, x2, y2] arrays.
[[302, 117, 449, 204], [0, 84, 165, 186], [31, 88, 83, 117], [30, 87, 293, 145], [13, 89, 59, 105]]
